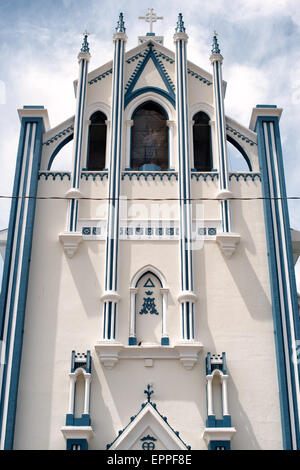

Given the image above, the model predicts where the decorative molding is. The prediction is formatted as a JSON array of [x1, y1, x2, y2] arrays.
[[37, 171, 260, 183], [81, 171, 108, 181], [216, 233, 240, 258], [125, 45, 175, 94], [94, 342, 124, 370], [226, 124, 257, 146], [43, 125, 74, 146], [88, 68, 113, 86], [38, 171, 71, 181], [202, 427, 236, 445], [106, 386, 191, 450], [65, 188, 83, 199], [191, 172, 218, 181], [229, 172, 261, 181], [126, 51, 148, 64], [94, 342, 203, 370], [174, 341, 203, 370], [187, 68, 212, 86], [79, 220, 221, 241], [61, 426, 94, 442], [153, 51, 174, 64], [177, 291, 197, 303], [59, 232, 83, 258], [216, 189, 233, 200], [101, 291, 121, 303], [124, 43, 175, 108], [122, 171, 178, 181]]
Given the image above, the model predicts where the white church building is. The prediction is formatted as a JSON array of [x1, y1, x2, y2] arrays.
[[0, 10, 299, 450]]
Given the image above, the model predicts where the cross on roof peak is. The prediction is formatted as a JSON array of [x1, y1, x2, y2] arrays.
[[138, 8, 163, 34]]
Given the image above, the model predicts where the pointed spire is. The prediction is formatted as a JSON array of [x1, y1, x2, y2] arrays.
[[175, 13, 186, 33], [144, 384, 154, 403], [211, 31, 221, 54], [80, 30, 90, 53], [116, 12, 126, 33]]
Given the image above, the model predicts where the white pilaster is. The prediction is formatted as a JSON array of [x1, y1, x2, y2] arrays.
[[174, 14, 197, 341], [102, 14, 127, 341]]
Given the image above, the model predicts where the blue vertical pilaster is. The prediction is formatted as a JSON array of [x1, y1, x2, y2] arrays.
[[0, 107, 48, 449], [210, 34, 231, 233], [102, 14, 127, 340], [174, 14, 196, 340], [251, 105, 300, 449], [68, 33, 91, 232]]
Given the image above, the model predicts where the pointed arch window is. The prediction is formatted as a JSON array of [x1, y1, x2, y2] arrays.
[[87, 111, 107, 170], [129, 268, 169, 346], [192, 111, 212, 171], [131, 102, 169, 171]]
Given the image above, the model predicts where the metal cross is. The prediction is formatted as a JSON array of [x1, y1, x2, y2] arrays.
[[144, 384, 154, 402], [138, 8, 163, 34]]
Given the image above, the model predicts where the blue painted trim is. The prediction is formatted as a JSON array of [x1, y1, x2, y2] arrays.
[[209, 440, 230, 450], [131, 99, 169, 120], [126, 87, 175, 109], [161, 337, 169, 346], [43, 124, 73, 147], [128, 337, 137, 346], [106, 395, 191, 450], [0, 121, 26, 339], [122, 171, 177, 181], [256, 115, 300, 449], [66, 414, 91, 426], [227, 135, 252, 171], [0, 117, 45, 449], [256, 104, 277, 108], [135, 270, 163, 288], [39, 171, 71, 181], [23, 105, 44, 109], [206, 416, 231, 428], [125, 44, 175, 109], [47, 133, 73, 170], [66, 439, 88, 450]]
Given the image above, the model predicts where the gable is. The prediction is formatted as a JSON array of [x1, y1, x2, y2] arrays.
[[107, 402, 190, 450], [133, 57, 168, 93], [125, 42, 175, 108]]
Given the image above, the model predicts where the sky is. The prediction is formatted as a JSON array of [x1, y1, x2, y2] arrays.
[[0, 0, 299, 288]]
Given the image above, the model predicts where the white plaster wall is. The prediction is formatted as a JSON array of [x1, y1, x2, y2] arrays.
[[12, 39, 282, 451], [13, 175, 282, 450]]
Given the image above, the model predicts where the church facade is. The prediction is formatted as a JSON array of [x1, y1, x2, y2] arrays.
[[0, 11, 299, 450]]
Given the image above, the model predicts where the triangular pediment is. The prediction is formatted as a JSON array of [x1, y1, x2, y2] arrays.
[[124, 42, 175, 108], [132, 57, 168, 93], [107, 402, 190, 450]]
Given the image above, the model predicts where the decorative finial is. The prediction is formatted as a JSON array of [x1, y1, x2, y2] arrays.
[[175, 13, 186, 33], [116, 12, 126, 33], [144, 384, 154, 403], [211, 31, 220, 54], [81, 30, 90, 53]]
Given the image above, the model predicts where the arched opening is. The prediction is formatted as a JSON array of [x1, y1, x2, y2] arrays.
[[212, 372, 223, 420], [47, 134, 73, 171], [227, 136, 252, 171], [74, 372, 85, 419], [131, 102, 168, 171], [135, 271, 163, 344], [192, 111, 212, 171], [86, 111, 107, 170]]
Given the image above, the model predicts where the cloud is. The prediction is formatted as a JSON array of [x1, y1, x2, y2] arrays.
[[225, 64, 269, 126]]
